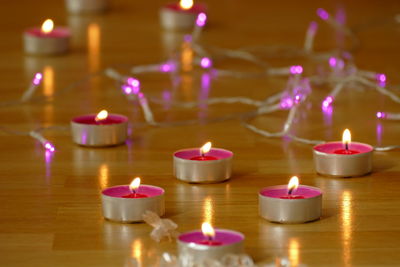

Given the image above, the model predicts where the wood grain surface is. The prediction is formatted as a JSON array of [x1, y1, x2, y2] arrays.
[[1, 0, 400, 266]]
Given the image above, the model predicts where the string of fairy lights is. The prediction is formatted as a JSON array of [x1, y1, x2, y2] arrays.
[[3, 7, 400, 157]]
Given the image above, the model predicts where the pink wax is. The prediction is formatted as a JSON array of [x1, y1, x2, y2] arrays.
[[164, 2, 207, 14], [25, 27, 70, 38], [314, 142, 373, 155], [174, 148, 233, 161], [280, 195, 305, 199], [333, 149, 359, 155], [102, 185, 164, 199], [72, 114, 128, 125], [196, 240, 223, 246], [260, 185, 322, 199], [122, 193, 148, 198], [178, 229, 244, 246], [190, 155, 218, 161]]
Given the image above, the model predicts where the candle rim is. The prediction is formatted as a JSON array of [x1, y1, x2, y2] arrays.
[[178, 228, 244, 245], [25, 27, 71, 37], [102, 184, 164, 198], [72, 113, 129, 125], [174, 147, 233, 160], [313, 141, 373, 155], [259, 185, 322, 199]]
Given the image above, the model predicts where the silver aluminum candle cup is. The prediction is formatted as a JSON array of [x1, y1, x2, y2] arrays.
[[66, 0, 108, 13], [23, 28, 70, 55], [173, 148, 233, 183], [71, 114, 128, 147], [177, 229, 244, 261], [259, 185, 322, 224], [101, 185, 165, 223], [313, 142, 373, 177], [159, 4, 206, 31]]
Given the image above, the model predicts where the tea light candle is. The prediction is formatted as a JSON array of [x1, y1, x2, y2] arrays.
[[24, 19, 70, 55], [173, 142, 233, 183], [259, 176, 322, 224], [177, 222, 244, 261], [101, 177, 165, 223], [160, 0, 207, 31], [71, 110, 128, 147], [65, 0, 108, 14], [313, 129, 373, 177]]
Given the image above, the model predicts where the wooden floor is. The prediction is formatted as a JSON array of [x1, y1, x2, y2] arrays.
[[1, 0, 400, 266]]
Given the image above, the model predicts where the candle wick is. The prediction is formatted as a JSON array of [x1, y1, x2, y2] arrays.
[[132, 189, 136, 196], [288, 188, 294, 196], [345, 142, 349, 151]]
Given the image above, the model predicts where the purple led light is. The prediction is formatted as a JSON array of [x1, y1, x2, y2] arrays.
[[294, 94, 302, 103], [290, 65, 303, 75], [127, 77, 140, 88], [376, 73, 386, 83], [160, 64, 171, 72], [160, 61, 176, 73], [196, 12, 207, 27], [322, 103, 333, 116], [322, 96, 333, 108], [122, 85, 132, 95], [138, 92, 145, 100], [44, 141, 55, 152], [32, 72, 43, 86], [296, 66, 303, 74], [200, 57, 212, 69], [317, 8, 329, 20], [280, 97, 294, 109], [376, 111, 386, 119], [329, 57, 337, 67]]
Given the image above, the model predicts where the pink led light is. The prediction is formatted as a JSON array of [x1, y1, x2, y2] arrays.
[[317, 8, 329, 20], [376, 111, 386, 119], [329, 57, 337, 67], [376, 73, 386, 83], [280, 97, 294, 109], [290, 65, 303, 75], [294, 94, 302, 103], [122, 85, 132, 95], [200, 57, 212, 69], [160, 61, 176, 73], [138, 92, 145, 100], [44, 141, 55, 152], [127, 77, 140, 88], [32, 72, 43, 86], [196, 12, 207, 27], [322, 96, 333, 108]]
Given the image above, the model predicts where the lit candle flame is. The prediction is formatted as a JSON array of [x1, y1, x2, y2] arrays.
[[41, 19, 54, 34], [342, 129, 351, 150], [287, 176, 299, 195], [129, 177, 141, 193], [200, 142, 212, 156], [95, 110, 108, 122], [180, 0, 193, 10], [201, 222, 215, 241]]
